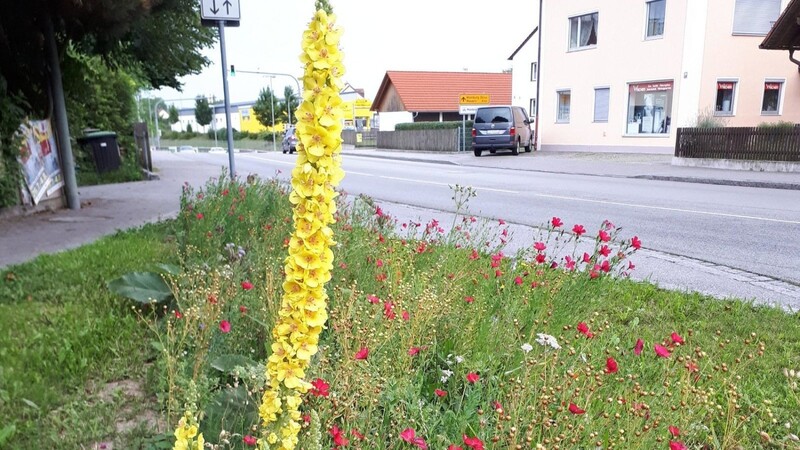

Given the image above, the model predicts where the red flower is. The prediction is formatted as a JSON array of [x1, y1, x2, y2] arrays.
[[492, 400, 503, 412], [498, 218, 506, 225], [600, 260, 611, 273], [599, 245, 611, 257], [329, 425, 349, 447], [434, 389, 447, 397], [219, 320, 231, 333], [572, 224, 586, 236], [448, 446, 464, 450], [669, 426, 680, 437], [408, 347, 421, 356], [354, 347, 369, 360], [239, 305, 248, 314], [400, 428, 428, 449], [367, 294, 380, 304], [577, 322, 594, 338], [462, 435, 484, 450], [535, 253, 546, 264], [351, 429, 365, 440], [582, 252, 591, 263], [514, 276, 523, 285], [243, 435, 257, 446], [207, 294, 217, 304], [534, 241, 546, 251], [464, 296, 475, 304], [565, 256, 576, 270], [655, 344, 671, 358], [598, 229, 611, 242], [568, 403, 586, 415], [634, 338, 644, 356], [241, 280, 254, 290], [669, 441, 687, 450], [195, 213, 204, 220], [376, 259, 384, 267], [605, 357, 619, 374], [384, 301, 396, 320], [469, 249, 479, 260], [174, 310, 183, 319], [552, 216, 563, 228], [631, 236, 642, 249], [671, 332, 685, 345], [466, 372, 480, 384], [402, 310, 410, 321], [310, 378, 330, 397]]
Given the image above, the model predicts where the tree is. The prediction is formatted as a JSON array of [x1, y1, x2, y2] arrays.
[[195, 97, 213, 129], [168, 105, 180, 126], [253, 88, 278, 129], [279, 86, 299, 125]]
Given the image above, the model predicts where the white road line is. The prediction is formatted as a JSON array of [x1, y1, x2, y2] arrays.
[[346, 171, 519, 194], [535, 193, 800, 224]]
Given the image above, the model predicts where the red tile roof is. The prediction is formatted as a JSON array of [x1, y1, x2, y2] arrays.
[[372, 71, 512, 112]]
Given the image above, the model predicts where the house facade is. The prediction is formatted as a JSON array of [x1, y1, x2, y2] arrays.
[[537, 0, 800, 153], [508, 27, 540, 119]]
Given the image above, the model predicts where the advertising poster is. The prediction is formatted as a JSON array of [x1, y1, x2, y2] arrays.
[[18, 119, 62, 204]]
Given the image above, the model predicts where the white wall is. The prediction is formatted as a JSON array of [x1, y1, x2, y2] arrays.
[[377, 111, 414, 131]]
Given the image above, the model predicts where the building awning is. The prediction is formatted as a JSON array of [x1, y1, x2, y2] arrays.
[[760, 0, 800, 50]]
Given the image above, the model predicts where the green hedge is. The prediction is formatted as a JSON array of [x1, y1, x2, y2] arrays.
[[395, 121, 473, 130]]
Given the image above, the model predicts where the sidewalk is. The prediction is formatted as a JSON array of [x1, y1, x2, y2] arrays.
[[2, 147, 799, 269]]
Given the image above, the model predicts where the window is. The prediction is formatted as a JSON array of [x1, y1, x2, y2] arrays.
[[714, 81, 737, 116], [556, 90, 571, 123], [569, 13, 598, 50], [626, 81, 673, 135], [732, 0, 780, 35], [529, 98, 537, 117], [761, 81, 783, 114], [646, 0, 666, 38], [530, 62, 538, 81], [594, 88, 610, 122]]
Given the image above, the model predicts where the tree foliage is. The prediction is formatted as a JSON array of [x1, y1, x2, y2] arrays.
[[168, 105, 180, 125], [253, 87, 278, 129], [195, 97, 213, 127], [278, 86, 299, 126]]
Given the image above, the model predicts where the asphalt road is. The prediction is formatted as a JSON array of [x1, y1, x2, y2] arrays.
[[177, 151, 800, 310]]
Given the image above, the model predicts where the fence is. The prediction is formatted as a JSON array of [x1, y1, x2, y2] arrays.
[[341, 129, 377, 148], [675, 126, 800, 161], [376, 128, 464, 152]]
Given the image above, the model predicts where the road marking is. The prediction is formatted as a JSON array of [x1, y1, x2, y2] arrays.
[[535, 193, 800, 224], [347, 170, 519, 194]]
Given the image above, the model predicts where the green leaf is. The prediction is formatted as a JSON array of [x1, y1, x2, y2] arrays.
[[0, 424, 16, 445], [107, 272, 173, 304], [210, 354, 258, 374], [153, 264, 181, 276], [21, 398, 39, 410]]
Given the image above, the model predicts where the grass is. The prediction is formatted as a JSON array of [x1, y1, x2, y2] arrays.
[[1, 175, 799, 449]]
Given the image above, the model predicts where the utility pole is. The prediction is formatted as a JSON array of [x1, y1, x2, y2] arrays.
[[269, 76, 276, 152]]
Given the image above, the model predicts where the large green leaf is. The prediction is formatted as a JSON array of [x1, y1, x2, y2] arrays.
[[107, 272, 173, 304]]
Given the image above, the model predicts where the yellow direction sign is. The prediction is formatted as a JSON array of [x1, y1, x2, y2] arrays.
[[459, 94, 490, 105]]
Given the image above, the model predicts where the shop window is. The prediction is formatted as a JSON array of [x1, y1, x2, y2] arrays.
[[626, 81, 673, 135], [714, 81, 736, 116], [569, 13, 598, 50], [646, 0, 666, 38], [557, 90, 571, 123], [594, 88, 610, 122], [761, 81, 783, 114]]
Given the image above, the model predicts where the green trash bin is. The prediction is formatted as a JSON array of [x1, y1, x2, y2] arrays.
[[77, 131, 121, 173]]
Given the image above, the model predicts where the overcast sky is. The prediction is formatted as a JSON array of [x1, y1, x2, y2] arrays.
[[151, 0, 538, 107]]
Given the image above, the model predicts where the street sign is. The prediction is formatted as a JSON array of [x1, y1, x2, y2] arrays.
[[201, 0, 241, 24], [459, 105, 479, 115], [459, 94, 490, 105]]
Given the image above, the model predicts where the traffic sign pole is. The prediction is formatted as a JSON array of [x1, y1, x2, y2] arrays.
[[219, 21, 236, 178]]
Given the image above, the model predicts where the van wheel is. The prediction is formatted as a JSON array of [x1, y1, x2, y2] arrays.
[[511, 140, 520, 156], [473, 149, 482, 157], [525, 139, 532, 153]]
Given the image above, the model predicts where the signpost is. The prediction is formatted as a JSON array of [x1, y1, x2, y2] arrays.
[[200, 0, 241, 177], [458, 94, 489, 152]]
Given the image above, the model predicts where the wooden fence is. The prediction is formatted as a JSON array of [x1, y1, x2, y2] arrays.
[[376, 128, 461, 152], [342, 129, 377, 148], [675, 127, 800, 161]]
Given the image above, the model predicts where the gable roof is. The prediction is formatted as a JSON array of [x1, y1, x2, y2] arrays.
[[508, 27, 539, 60], [760, 0, 800, 50], [372, 71, 512, 112]]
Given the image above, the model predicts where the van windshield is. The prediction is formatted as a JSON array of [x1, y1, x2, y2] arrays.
[[474, 107, 511, 124]]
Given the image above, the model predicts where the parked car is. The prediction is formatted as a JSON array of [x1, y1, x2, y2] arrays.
[[178, 145, 198, 153], [209, 146, 225, 154], [282, 127, 298, 154], [471, 105, 534, 157]]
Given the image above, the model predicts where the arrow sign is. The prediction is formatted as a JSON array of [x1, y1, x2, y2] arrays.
[[200, 0, 240, 22]]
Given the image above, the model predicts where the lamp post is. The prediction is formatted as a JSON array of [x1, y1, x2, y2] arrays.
[[269, 76, 276, 152]]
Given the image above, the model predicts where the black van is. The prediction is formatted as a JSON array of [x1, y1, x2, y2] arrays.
[[471, 105, 534, 157]]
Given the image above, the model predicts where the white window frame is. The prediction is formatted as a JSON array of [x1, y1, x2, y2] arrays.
[[529, 98, 537, 118], [556, 90, 571, 123], [714, 78, 738, 117], [593, 87, 610, 123], [761, 78, 785, 115], [645, 0, 666, 39], [530, 62, 537, 81], [568, 12, 599, 51]]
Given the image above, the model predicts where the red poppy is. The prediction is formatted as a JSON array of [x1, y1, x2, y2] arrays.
[[310, 378, 330, 397], [466, 372, 480, 383], [605, 357, 619, 374], [631, 236, 642, 250], [354, 347, 369, 360], [552, 216, 563, 228], [655, 344, 671, 358], [219, 320, 231, 333], [400, 428, 428, 449], [669, 441, 687, 450], [572, 224, 586, 236], [669, 426, 680, 437], [462, 435, 484, 450], [434, 389, 447, 397], [671, 332, 684, 345], [634, 338, 644, 356], [243, 435, 257, 446], [568, 403, 586, 415], [241, 280, 254, 290]]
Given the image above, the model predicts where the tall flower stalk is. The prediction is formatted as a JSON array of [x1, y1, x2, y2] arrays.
[[258, 1, 344, 449]]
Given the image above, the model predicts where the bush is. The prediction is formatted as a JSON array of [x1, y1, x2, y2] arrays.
[[396, 121, 472, 130], [757, 120, 797, 131], [693, 108, 727, 129]]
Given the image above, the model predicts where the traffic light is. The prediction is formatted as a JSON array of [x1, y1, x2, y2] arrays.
[[230, 65, 235, 77]]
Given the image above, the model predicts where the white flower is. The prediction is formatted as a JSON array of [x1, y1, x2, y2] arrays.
[[521, 343, 533, 353], [455, 355, 464, 364], [440, 369, 454, 383], [535, 333, 561, 350]]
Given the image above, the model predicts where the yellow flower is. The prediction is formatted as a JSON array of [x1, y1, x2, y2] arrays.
[[275, 360, 306, 389], [315, 93, 343, 127]]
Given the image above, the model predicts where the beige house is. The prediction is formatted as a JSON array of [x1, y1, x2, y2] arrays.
[[537, 0, 800, 153]]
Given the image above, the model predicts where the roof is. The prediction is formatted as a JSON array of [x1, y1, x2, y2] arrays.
[[508, 27, 539, 60], [372, 71, 512, 112], [760, 0, 800, 50]]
